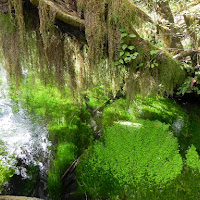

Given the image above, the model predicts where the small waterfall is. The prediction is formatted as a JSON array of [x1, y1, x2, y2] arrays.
[[0, 64, 51, 198]]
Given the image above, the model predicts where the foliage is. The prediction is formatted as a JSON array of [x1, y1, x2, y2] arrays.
[[48, 143, 77, 200], [131, 95, 189, 137], [0, 141, 15, 192], [0, 163, 14, 191], [103, 95, 189, 136], [10, 73, 93, 152], [85, 86, 109, 108], [186, 145, 200, 171], [114, 29, 138, 69], [178, 63, 200, 95], [77, 120, 182, 199], [186, 104, 200, 152]]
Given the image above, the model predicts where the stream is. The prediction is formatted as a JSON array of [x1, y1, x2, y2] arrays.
[[0, 64, 52, 199]]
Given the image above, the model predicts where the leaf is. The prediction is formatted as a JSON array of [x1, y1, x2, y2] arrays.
[[124, 57, 131, 62], [120, 40, 125, 44], [133, 52, 139, 56], [120, 28, 125, 32], [125, 52, 130, 56], [151, 64, 155, 68], [129, 34, 136, 38], [120, 51, 125, 56], [114, 61, 119, 66], [128, 46, 135, 50], [139, 63, 143, 67], [122, 44, 128, 50], [118, 65, 124, 69], [121, 33, 128, 38], [150, 50, 160, 55], [119, 59, 124, 64], [154, 63, 158, 67], [131, 56, 137, 60]]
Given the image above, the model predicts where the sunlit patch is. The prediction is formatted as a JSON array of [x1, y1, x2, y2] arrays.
[[116, 121, 142, 127]]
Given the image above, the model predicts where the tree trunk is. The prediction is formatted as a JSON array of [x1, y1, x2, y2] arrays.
[[156, 1, 183, 54]]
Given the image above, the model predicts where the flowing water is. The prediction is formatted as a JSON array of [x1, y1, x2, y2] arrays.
[[0, 64, 51, 196]]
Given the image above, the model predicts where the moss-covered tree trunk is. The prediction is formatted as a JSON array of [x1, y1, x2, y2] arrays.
[[156, 1, 183, 54]]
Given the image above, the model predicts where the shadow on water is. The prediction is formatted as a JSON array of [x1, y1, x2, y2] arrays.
[[173, 93, 200, 157]]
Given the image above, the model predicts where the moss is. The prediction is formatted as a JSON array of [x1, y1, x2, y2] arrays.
[[0, 143, 15, 192], [103, 98, 133, 127], [185, 104, 200, 152], [48, 143, 77, 200], [130, 95, 189, 137], [77, 120, 182, 199], [103, 95, 189, 137]]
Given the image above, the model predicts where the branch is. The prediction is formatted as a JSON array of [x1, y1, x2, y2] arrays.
[[173, 50, 200, 60], [30, 0, 85, 29]]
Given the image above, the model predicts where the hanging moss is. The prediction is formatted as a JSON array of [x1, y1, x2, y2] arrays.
[[0, 0, 186, 103]]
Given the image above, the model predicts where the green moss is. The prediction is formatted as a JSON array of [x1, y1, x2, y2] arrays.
[[186, 145, 200, 171], [103, 95, 189, 137], [130, 95, 189, 137], [0, 143, 15, 192], [86, 86, 108, 108], [131, 166, 200, 200], [77, 120, 182, 199], [103, 98, 133, 126], [48, 143, 77, 200], [186, 104, 200, 152]]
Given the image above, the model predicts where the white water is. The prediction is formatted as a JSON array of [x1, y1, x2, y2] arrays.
[[0, 65, 51, 177]]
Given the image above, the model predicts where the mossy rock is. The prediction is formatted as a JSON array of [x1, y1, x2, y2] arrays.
[[103, 95, 189, 137], [77, 120, 183, 199], [131, 95, 189, 137]]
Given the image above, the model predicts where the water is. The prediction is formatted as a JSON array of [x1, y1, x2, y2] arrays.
[[0, 64, 51, 179]]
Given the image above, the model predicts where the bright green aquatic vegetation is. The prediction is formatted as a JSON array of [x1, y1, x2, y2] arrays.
[[8, 73, 93, 198], [0, 163, 14, 191], [103, 95, 189, 136], [48, 143, 77, 200], [0, 144, 15, 192], [77, 120, 183, 199], [131, 95, 189, 136]]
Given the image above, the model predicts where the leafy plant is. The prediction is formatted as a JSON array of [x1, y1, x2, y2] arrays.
[[114, 29, 139, 69], [0, 163, 15, 192], [177, 62, 200, 95], [146, 49, 160, 69]]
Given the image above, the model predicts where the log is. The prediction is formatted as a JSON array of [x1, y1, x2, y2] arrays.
[[29, 0, 85, 29], [0, 196, 43, 200]]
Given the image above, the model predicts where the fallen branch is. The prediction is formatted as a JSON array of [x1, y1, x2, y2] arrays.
[[30, 0, 85, 29], [173, 49, 200, 60]]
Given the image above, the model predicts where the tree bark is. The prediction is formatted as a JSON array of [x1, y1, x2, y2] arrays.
[[156, 1, 183, 53]]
